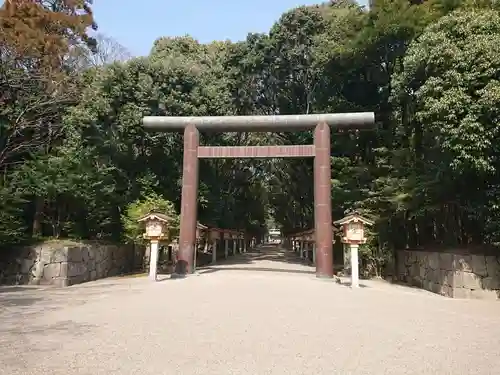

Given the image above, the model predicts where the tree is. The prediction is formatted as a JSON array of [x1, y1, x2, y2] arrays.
[[73, 33, 132, 68], [391, 9, 500, 246], [0, 0, 98, 242], [0, 0, 97, 70]]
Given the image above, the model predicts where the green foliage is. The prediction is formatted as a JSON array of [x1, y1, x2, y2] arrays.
[[122, 193, 179, 245], [0, 183, 28, 247], [390, 8, 500, 246]]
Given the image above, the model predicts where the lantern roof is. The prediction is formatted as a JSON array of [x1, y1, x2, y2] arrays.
[[197, 222, 208, 230], [137, 212, 173, 223], [334, 211, 374, 226]]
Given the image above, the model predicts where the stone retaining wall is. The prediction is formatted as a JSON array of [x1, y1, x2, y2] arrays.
[[397, 249, 500, 300], [0, 240, 141, 287]]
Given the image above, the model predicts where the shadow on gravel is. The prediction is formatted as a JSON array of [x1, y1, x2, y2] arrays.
[[337, 281, 369, 288], [198, 267, 315, 276], [0, 287, 45, 307], [1, 320, 97, 337], [0, 294, 44, 307], [156, 275, 190, 282], [210, 244, 313, 265], [195, 244, 316, 276], [0, 286, 43, 293]]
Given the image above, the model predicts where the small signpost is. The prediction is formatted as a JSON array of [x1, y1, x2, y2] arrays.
[[334, 211, 374, 288], [138, 212, 171, 281]]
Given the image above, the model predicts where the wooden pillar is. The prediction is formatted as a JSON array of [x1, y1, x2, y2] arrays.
[[212, 239, 217, 264], [175, 124, 199, 276], [314, 122, 333, 278]]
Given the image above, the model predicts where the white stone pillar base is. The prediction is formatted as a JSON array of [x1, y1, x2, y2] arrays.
[[149, 240, 159, 282], [350, 244, 359, 288]]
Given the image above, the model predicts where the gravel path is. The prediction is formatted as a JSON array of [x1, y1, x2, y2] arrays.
[[1, 246, 500, 375]]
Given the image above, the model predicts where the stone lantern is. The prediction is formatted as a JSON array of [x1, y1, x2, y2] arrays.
[[138, 212, 171, 281], [334, 211, 374, 288]]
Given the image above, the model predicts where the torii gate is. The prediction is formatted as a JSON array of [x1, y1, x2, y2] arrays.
[[143, 113, 375, 278]]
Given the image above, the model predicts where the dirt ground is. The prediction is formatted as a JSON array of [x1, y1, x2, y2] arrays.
[[1, 246, 500, 375]]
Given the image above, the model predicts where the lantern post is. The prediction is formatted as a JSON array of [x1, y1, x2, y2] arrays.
[[138, 213, 171, 281], [334, 211, 374, 288]]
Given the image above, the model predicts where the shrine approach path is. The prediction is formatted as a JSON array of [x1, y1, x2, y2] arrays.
[[1, 245, 500, 375]]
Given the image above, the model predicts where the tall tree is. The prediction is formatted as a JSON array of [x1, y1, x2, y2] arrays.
[[0, 0, 98, 239]]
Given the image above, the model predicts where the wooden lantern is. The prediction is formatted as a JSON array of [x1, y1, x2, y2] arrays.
[[209, 229, 219, 241], [138, 212, 172, 240], [334, 211, 374, 244], [196, 222, 208, 239]]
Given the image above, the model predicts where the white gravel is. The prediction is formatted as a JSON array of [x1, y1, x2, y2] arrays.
[[1, 246, 500, 375]]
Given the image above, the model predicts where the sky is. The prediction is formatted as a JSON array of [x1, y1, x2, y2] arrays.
[[92, 0, 368, 57]]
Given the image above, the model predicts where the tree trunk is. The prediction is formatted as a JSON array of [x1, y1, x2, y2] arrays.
[[32, 197, 44, 236]]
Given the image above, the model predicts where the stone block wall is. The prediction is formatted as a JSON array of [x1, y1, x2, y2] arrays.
[[397, 249, 500, 300], [0, 240, 139, 287]]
